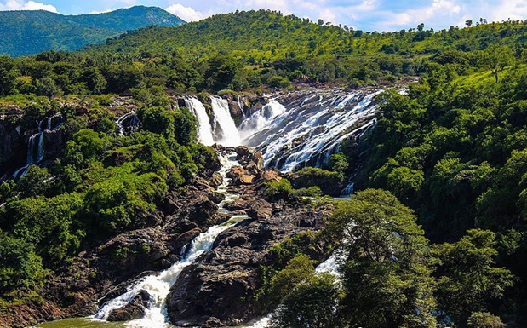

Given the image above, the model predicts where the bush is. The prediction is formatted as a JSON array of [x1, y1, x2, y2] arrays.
[[467, 312, 503, 328], [288, 167, 343, 196], [265, 179, 293, 200], [0, 233, 47, 298]]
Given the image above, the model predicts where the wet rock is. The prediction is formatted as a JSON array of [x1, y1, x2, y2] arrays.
[[165, 203, 331, 326], [260, 169, 282, 182], [210, 172, 223, 188], [188, 195, 218, 224], [106, 291, 151, 322], [235, 146, 263, 170], [209, 191, 226, 204], [227, 165, 246, 186]]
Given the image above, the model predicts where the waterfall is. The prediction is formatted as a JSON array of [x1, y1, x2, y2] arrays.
[[26, 133, 37, 165], [238, 95, 245, 118], [239, 89, 382, 172], [341, 182, 354, 198], [13, 115, 66, 179], [29, 120, 44, 164], [209, 96, 240, 147], [239, 100, 286, 143], [115, 111, 140, 136], [36, 120, 45, 163], [315, 252, 342, 277], [184, 97, 215, 146], [93, 153, 249, 327]]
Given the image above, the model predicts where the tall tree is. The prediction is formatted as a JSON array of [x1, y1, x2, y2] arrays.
[[328, 189, 437, 328]]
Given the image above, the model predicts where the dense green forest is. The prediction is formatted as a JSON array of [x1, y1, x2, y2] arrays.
[[0, 92, 217, 304], [0, 6, 185, 57], [1, 8, 527, 328], [1, 10, 527, 96]]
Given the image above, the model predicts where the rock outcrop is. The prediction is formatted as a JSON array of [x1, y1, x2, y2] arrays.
[[107, 290, 151, 322], [165, 146, 332, 327]]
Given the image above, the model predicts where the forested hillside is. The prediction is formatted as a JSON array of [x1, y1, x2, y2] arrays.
[[0, 6, 185, 56], [1, 8, 527, 328]]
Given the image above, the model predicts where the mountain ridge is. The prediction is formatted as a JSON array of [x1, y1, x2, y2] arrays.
[[0, 6, 185, 57]]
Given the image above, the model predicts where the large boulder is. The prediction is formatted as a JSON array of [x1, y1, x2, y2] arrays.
[[107, 290, 151, 322]]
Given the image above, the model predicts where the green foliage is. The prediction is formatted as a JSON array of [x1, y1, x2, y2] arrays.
[[288, 167, 343, 196], [433, 229, 514, 327], [0, 7, 185, 57], [257, 231, 322, 304], [328, 189, 437, 328], [271, 273, 340, 328], [137, 106, 197, 145], [2, 193, 83, 266], [361, 67, 527, 240], [265, 179, 293, 200], [267, 254, 315, 303], [467, 312, 504, 328], [0, 233, 47, 298], [82, 170, 166, 235], [328, 152, 348, 174], [65, 129, 107, 168], [17, 165, 52, 197]]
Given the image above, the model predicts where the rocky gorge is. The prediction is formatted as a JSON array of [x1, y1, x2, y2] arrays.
[[0, 87, 380, 327]]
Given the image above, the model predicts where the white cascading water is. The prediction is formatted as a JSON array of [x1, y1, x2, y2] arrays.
[[116, 112, 132, 136], [93, 153, 249, 327], [315, 252, 342, 277], [238, 100, 286, 142], [209, 96, 241, 147], [13, 115, 64, 178], [116, 111, 140, 136], [240, 90, 382, 172], [237, 95, 245, 118], [184, 97, 215, 146], [37, 122, 45, 163], [341, 182, 354, 198], [187, 90, 380, 172]]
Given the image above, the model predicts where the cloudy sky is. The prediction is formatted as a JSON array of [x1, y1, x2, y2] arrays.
[[0, 0, 525, 31]]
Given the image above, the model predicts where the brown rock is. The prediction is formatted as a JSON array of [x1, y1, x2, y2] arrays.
[[210, 172, 223, 188], [260, 169, 282, 182], [247, 199, 272, 220], [240, 175, 255, 185], [107, 290, 151, 321]]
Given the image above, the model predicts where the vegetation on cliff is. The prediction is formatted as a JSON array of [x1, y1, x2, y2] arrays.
[[0, 93, 216, 310]]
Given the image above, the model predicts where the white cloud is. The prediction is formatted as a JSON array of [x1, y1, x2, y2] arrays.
[[88, 8, 113, 14], [319, 8, 336, 24], [0, 0, 58, 12], [489, 0, 527, 21], [375, 0, 465, 31], [166, 3, 206, 21]]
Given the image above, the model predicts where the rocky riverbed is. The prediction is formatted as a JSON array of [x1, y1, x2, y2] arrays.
[[0, 145, 332, 327]]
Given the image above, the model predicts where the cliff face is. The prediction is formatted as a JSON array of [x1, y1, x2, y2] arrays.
[[0, 121, 24, 176]]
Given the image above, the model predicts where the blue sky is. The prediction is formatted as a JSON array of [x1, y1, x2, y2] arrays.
[[0, 0, 525, 31]]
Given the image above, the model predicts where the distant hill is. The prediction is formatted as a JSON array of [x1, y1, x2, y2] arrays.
[[0, 6, 186, 56]]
